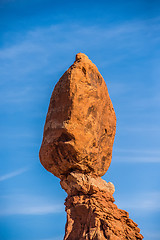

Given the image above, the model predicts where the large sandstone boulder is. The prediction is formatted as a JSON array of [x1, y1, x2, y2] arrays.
[[39, 53, 116, 179]]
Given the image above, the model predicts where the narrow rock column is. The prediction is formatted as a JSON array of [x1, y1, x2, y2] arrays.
[[39, 53, 143, 240], [61, 173, 142, 240]]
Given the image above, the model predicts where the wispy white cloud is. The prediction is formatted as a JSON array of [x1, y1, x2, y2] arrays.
[[130, 94, 160, 109], [0, 204, 64, 215], [0, 17, 159, 111], [0, 16, 159, 73], [113, 148, 160, 163], [2, 86, 34, 103], [114, 148, 160, 155], [0, 167, 29, 181], [113, 156, 160, 163], [0, 194, 64, 216], [119, 126, 160, 133], [0, 84, 48, 105], [144, 231, 160, 240], [115, 191, 160, 213], [107, 81, 131, 97]]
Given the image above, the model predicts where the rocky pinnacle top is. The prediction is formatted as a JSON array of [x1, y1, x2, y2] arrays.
[[75, 52, 89, 61]]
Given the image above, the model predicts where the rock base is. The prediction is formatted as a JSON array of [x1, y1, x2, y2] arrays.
[[64, 183, 143, 240]]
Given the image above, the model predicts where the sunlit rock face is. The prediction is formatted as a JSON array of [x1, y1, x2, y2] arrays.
[[39, 53, 116, 179], [39, 53, 143, 240]]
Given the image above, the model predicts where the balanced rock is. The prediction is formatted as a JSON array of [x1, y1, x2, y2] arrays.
[[39, 53, 143, 240], [39, 53, 116, 179]]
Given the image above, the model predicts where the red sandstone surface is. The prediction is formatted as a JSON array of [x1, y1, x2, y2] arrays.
[[39, 53, 143, 240]]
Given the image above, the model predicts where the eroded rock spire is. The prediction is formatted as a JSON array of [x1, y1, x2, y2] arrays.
[[39, 53, 143, 240]]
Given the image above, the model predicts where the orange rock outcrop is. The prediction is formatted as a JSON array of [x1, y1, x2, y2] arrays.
[[39, 53, 143, 240]]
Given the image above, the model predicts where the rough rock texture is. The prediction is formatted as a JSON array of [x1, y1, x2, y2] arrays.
[[61, 173, 143, 240], [39, 53, 116, 179], [39, 53, 143, 240]]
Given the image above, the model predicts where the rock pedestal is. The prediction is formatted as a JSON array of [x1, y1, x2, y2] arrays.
[[62, 173, 142, 240], [39, 53, 143, 240]]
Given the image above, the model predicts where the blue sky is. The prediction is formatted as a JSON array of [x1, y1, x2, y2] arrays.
[[0, 0, 160, 239]]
